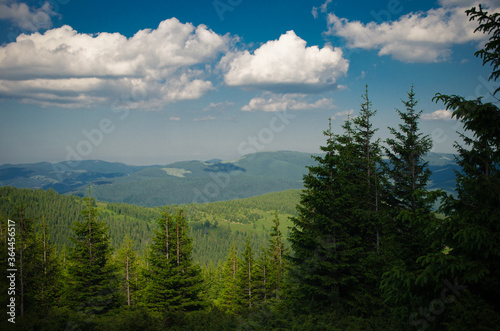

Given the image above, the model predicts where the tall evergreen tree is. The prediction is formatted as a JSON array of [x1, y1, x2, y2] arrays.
[[65, 187, 119, 315], [14, 204, 35, 316], [115, 235, 139, 306], [380, 86, 437, 323], [350, 86, 390, 314], [404, 6, 500, 328], [31, 216, 62, 312], [289, 118, 364, 310], [236, 236, 256, 309], [219, 243, 240, 313], [384, 85, 433, 212], [267, 210, 287, 300], [143, 208, 205, 312]]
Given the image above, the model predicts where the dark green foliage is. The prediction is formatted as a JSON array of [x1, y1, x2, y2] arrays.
[[218, 243, 240, 313], [114, 235, 140, 306], [467, 5, 500, 95], [236, 237, 256, 310], [142, 208, 205, 312], [267, 210, 288, 300], [289, 118, 365, 309], [380, 86, 439, 322], [384, 85, 433, 212], [416, 94, 500, 316], [65, 187, 119, 315]]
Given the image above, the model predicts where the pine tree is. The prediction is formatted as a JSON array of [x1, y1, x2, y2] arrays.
[[65, 187, 119, 315]]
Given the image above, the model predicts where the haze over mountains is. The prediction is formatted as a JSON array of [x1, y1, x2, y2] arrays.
[[0, 150, 459, 207]]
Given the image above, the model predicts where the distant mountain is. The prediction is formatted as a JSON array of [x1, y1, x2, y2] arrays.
[[0, 160, 145, 194], [0, 151, 458, 206]]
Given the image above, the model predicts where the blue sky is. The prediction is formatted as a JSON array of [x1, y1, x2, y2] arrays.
[[0, 0, 499, 165]]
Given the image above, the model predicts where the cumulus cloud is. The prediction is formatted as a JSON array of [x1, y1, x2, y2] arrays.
[[0, 0, 58, 32], [221, 30, 348, 93], [169, 116, 181, 121], [0, 18, 230, 109], [421, 109, 454, 120], [241, 93, 336, 112], [326, 0, 500, 62]]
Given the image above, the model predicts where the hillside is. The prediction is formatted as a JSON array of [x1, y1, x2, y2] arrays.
[[0, 150, 458, 206], [0, 186, 300, 266]]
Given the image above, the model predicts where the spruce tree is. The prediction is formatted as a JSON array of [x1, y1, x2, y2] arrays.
[[407, 7, 500, 328], [350, 86, 390, 314], [236, 236, 256, 309], [115, 235, 139, 306], [144, 208, 205, 312], [66, 187, 119, 315], [289, 118, 364, 309], [219, 243, 240, 313], [253, 247, 270, 303], [380, 86, 437, 322], [267, 210, 287, 300], [32, 216, 62, 312], [384, 85, 433, 212]]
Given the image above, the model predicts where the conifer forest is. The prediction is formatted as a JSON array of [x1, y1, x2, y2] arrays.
[[1, 5, 500, 331]]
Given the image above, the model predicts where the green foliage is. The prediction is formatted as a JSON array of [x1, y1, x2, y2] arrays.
[[218, 243, 240, 313], [467, 4, 500, 95], [65, 187, 120, 315], [142, 208, 205, 312]]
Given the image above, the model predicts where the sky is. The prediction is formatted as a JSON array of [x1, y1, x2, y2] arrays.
[[0, 0, 499, 165]]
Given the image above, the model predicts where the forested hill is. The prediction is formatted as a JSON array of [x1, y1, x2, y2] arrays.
[[0, 186, 300, 266], [0, 150, 458, 206]]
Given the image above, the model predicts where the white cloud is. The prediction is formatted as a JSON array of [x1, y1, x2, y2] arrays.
[[203, 101, 234, 112], [312, 0, 332, 19], [326, 0, 500, 62], [169, 116, 181, 121], [241, 93, 336, 112], [0, 18, 230, 108], [331, 109, 354, 120], [421, 109, 454, 120], [221, 30, 348, 93], [0, 1, 58, 32], [193, 115, 216, 121]]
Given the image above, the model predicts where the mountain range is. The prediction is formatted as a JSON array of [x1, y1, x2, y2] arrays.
[[0, 151, 459, 207]]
